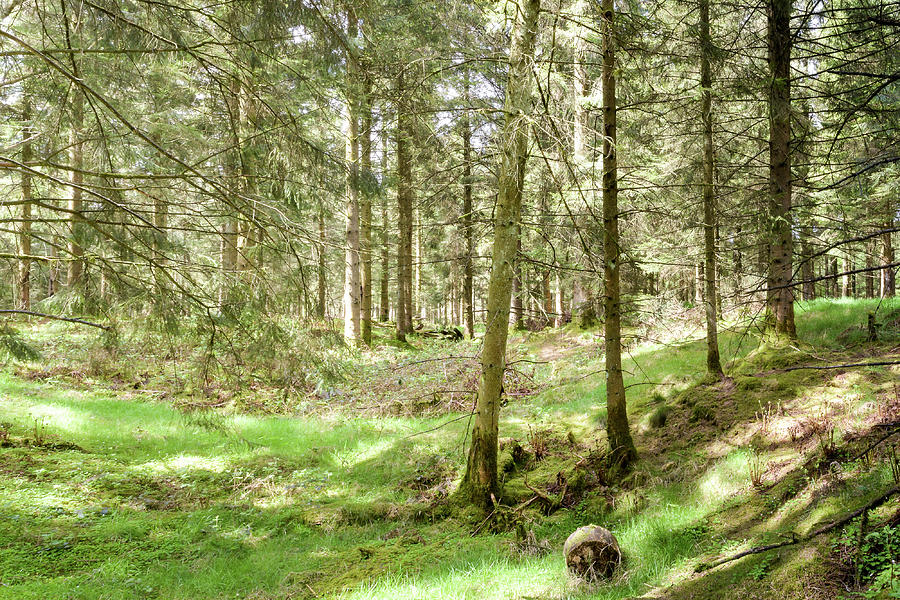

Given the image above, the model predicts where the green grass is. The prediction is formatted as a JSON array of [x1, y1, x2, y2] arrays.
[[1, 298, 898, 599]]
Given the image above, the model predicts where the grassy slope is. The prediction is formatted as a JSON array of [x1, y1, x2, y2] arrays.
[[0, 298, 898, 599]]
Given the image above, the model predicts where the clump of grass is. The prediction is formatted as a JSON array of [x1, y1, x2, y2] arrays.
[[748, 446, 766, 488]]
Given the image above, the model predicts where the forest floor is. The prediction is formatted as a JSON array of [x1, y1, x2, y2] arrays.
[[1, 298, 899, 599]]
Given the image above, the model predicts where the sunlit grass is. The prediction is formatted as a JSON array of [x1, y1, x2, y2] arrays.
[[1, 298, 897, 599]]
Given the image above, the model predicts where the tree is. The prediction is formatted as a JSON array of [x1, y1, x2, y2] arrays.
[[459, 0, 541, 509], [601, 0, 637, 470], [765, 0, 797, 338], [699, 0, 723, 375]]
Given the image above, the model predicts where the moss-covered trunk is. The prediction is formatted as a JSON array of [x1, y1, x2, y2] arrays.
[[459, 0, 540, 509]]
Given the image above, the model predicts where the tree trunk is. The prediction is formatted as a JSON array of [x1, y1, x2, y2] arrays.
[[842, 253, 851, 297], [396, 72, 414, 340], [555, 267, 565, 326], [766, 0, 796, 337], [460, 0, 540, 510], [601, 0, 637, 470], [800, 225, 815, 301], [18, 93, 32, 310], [316, 195, 326, 318], [882, 206, 896, 297], [67, 87, 84, 288], [361, 83, 373, 345], [512, 238, 525, 329], [462, 80, 475, 339], [343, 7, 362, 343], [865, 239, 875, 298], [699, 0, 723, 376]]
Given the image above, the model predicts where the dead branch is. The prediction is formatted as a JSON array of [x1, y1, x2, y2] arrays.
[[0, 309, 111, 331], [695, 486, 900, 573]]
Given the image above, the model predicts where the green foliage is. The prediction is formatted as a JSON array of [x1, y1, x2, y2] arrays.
[[0, 325, 40, 362], [835, 521, 899, 595]]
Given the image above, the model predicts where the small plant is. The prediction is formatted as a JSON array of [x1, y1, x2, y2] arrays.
[[748, 554, 775, 581], [528, 426, 549, 462], [31, 416, 47, 446], [818, 426, 839, 460], [833, 519, 898, 596], [748, 446, 765, 488], [755, 400, 780, 436]]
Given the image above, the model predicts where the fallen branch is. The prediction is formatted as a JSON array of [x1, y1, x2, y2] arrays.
[[780, 360, 900, 372], [0, 309, 111, 331], [850, 423, 900, 463], [523, 474, 567, 514], [696, 486, 900, 573]]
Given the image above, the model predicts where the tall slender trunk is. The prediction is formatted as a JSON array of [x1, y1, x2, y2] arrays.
[[67, 87, 84, 288], [601, 0, 637, 470], [317, 195, 326, 318], [700, 0, 723, 376], [882, 204, 896, 297], [766, 0, 796, 337], [512, 238, 524, 329], [18, 93, 32, 310], [555, 268, 565, 326], [360, 83, 373, 345], [800, 224, 815, 300], [865, 239, 875, 298], [396, 72, 414, 340], [459, 0, 540, 510], [414, 207, 421, 321], [342, 7, 361, 343], [462, 79, 475, 339], [379, 151, 390, 322], [152, 197, 168, 301], [842, 253, 851, 297]]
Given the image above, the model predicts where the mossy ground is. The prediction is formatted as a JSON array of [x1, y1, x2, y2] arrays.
[[1, 298, 898, 599]]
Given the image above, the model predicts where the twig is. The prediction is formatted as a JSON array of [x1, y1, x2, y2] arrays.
[[471, 506, 498, 537], [399, 412, 475, 440], [849, 424, 900, 463], [0, 309, 111, 331]]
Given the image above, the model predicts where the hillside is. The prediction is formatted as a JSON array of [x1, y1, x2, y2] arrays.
[[0, 299, 898, 599]]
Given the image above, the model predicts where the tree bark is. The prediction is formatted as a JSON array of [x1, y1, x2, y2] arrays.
[[882, 204, 896, 297], [800, 225, 815, 301], [342, 7, 362, 343], [766, 0, 797, 337], [700, 0, 723, 376], [601, 0, 638, 470], [67, 86, 84, 288], [361, 82, 373, 345], [462, 79, 475, 339], [460, 0, 540, 510], [17, 92, 32, 310], [396, 72, 414, 340]]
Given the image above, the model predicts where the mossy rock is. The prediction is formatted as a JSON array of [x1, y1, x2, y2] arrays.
[[564, 525, 621, 580]]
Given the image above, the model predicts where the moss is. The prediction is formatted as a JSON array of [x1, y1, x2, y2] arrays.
[[649, 405, 672, 428], [690, 404, 715, 423]]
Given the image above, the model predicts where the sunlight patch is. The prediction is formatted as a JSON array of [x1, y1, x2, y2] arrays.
[[138, 454, 227, 474]]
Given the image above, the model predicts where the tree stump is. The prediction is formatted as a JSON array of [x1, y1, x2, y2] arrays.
[[564, 525, 621, 580]]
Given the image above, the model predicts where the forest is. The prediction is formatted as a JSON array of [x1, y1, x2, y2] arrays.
[[0, 0, 898, 598]]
